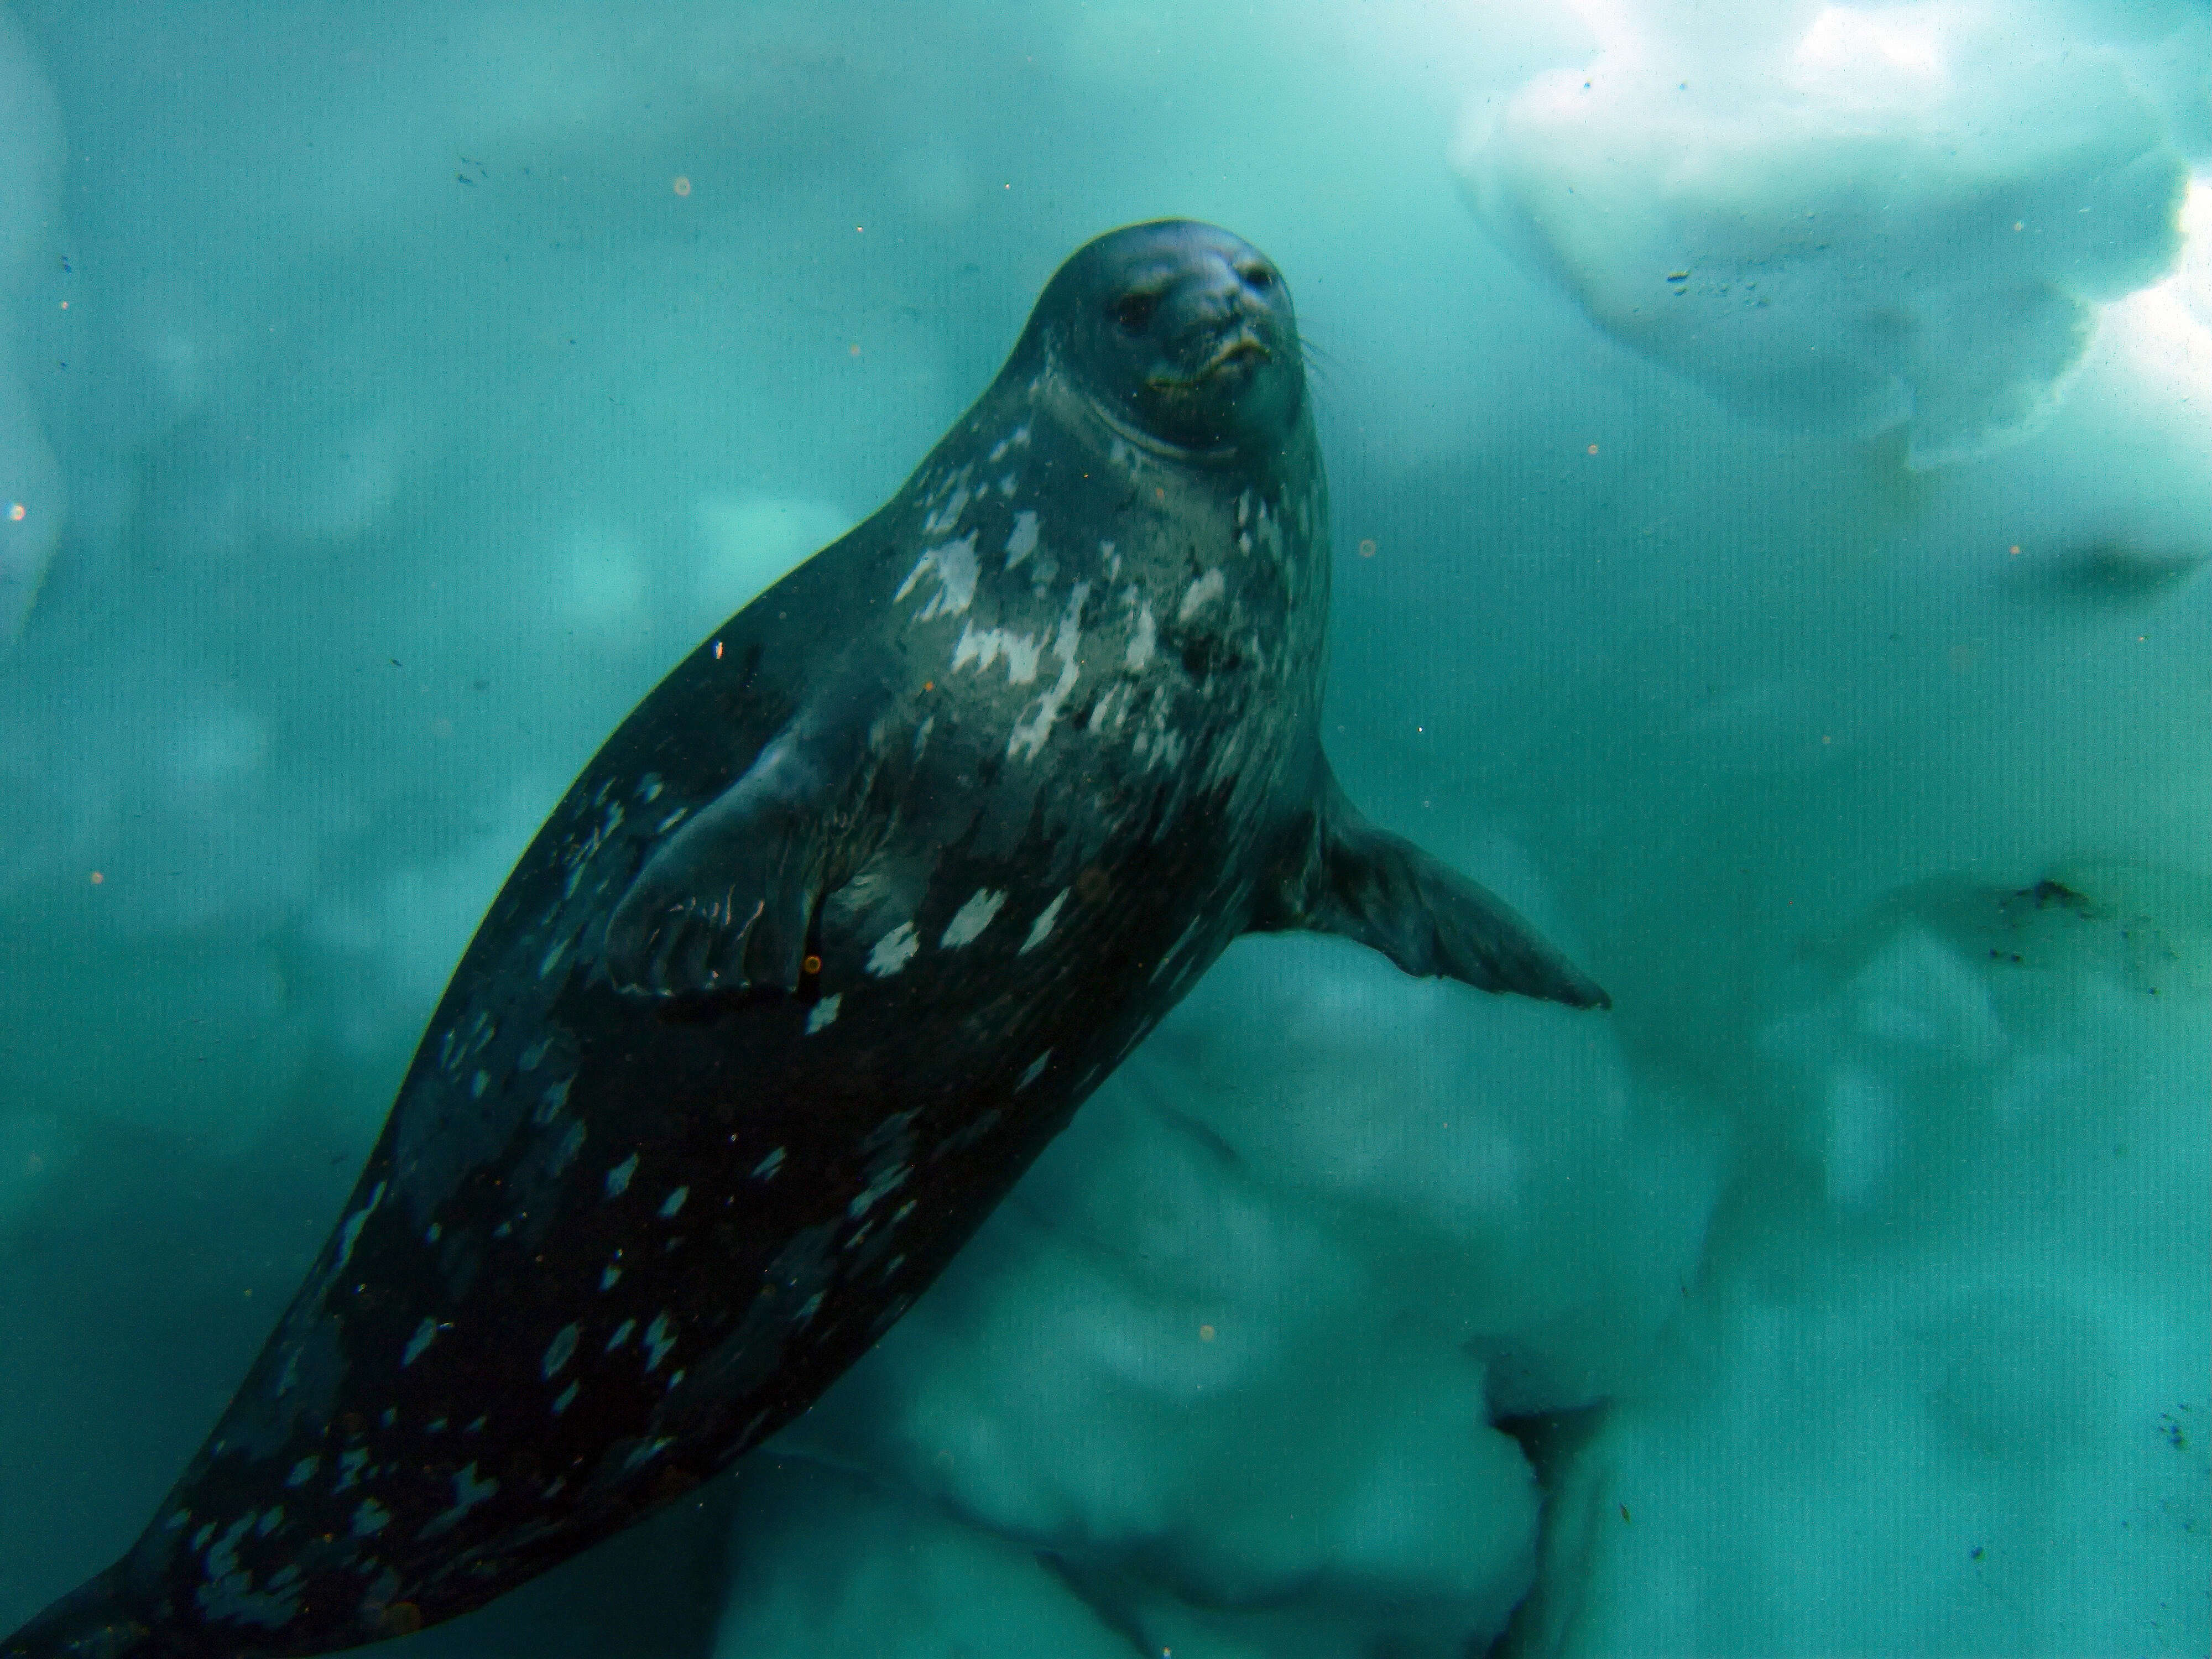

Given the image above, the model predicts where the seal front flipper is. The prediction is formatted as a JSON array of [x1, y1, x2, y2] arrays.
[[1255, 769, 1611, 1010], [606, 665, 892, 1000]]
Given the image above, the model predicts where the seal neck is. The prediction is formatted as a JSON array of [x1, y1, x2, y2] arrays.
[[1026, 344, 1250, 471], [1084, 393, 1244, 467]]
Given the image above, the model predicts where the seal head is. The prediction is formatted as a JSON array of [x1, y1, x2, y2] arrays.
[[1016, 220, 1305, 458]]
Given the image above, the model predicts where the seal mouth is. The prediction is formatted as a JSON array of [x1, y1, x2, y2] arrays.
[[1145, 329, 1273, 395], [1199, 335, 1271, 377]]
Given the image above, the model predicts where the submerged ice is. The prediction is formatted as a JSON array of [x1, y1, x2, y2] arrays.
[[0, 2, 2204, 1657]]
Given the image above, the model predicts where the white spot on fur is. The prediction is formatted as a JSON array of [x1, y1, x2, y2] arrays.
[[1088, 683, 1128, 733], [552, 1118, 586, 1177], [334, 1181, 386, 1274], [1016, 1051, 1052, 1091], [1177, 568, 1224, 622], [551, 1382, 578, 1416], [1004, 509, 1040, 568], [604, 1154, 638, 1199], [1125, 599, 1156, 670], [622, 1436, 676, 1474], [402, 1318, 437, 1368], [285, 1457, 320, 1488], [868, 921, 920, 976], [542, 1323, 580, 1378], [350, 1499, 390, 1538], [420, 1463, 499, 1541], [894, 533, 980, 621], [1020, 888, 1070, 954], [1009, 581, 1089, 760], [599, 1264, 621, 1291], [922, 484, 971, 536], [752, 1147, 786, 1179], [941, 888, 1008, 948], [659, 1186, 688, 1219], [806, 994, 843, 1034], [606, 1318, 635, 1352], [849, 1163, 912, 1219], [534, 1076, 572, 1125], [952, 620, 1042, 684], [1256, 504, 1284, 561], [643, 1312, 677, 1372], [1135, 714, 1186, 771]]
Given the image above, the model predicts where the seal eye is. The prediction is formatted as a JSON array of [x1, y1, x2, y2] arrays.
[[1240, 265, 1274, 291], [1112, 290, 1161, 333]]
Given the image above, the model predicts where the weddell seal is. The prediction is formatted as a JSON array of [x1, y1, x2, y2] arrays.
[[6, 221, 1606, 1658]]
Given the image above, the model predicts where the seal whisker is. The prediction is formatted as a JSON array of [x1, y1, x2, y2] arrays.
[[1292, 325, 1343, 388]]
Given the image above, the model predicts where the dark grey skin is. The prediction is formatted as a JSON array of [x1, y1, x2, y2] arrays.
[[6, 221, 1606, 1659]]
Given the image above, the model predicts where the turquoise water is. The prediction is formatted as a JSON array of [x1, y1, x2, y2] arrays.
[[0, 4, 2205, 1655]]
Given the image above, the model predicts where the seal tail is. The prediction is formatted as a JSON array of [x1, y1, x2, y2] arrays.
[[3, 1566, 153, 1659], [1251, 765, 1611, 1010]]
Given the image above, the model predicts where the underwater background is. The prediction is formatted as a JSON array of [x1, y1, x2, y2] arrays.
[[0, 2, 2205, 1655]]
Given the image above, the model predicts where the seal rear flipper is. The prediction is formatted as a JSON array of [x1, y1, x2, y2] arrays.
[[1254, 773, 1610, 1010], [606, 667, 891, 1000]]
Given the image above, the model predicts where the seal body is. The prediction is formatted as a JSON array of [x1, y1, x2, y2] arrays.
[[7, 221, 1605, 1659]]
